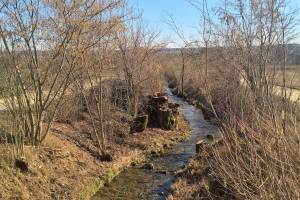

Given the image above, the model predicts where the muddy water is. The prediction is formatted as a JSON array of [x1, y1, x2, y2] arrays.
[[92, 88, 220, 200]]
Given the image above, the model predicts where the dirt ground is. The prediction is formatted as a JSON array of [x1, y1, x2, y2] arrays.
[[0, 111, 190, 200]]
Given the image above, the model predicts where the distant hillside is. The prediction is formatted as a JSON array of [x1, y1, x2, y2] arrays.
[[287, 44, 300, 65], [160, 44, 300, 66]]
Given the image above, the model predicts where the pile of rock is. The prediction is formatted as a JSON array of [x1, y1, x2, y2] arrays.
[[146, 93, 180, 130], [130, 93, 180, 133]]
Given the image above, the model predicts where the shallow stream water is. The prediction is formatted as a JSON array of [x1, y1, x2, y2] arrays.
[[92, 88, 219, 200]]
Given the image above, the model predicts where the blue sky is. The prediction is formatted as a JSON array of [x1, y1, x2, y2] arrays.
[[128, 0, 208, 45], [128, 0, 300, 45]]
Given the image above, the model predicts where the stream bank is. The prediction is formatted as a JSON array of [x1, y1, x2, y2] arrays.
[[92, 88, 220, 200], [76, 114, 190, 200], [0, 108, 190, 200]]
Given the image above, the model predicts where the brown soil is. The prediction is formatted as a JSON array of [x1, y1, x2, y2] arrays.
[[0, 112, 190, 200]]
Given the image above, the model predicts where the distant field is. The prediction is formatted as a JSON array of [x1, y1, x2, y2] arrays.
[[273, 85, 300, 102], [268, 66, 300, 102], [240, 74, 300, 103], [0, 99, 5, 111], [273, 66, 300, 89]]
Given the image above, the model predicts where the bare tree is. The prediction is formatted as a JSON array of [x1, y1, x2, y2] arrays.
[[115, 17, 161, 117], [166, 15, 197, 96], [189, 0, 212, 88], [73, 12, 125, 159], [0, 0, 125, 153]]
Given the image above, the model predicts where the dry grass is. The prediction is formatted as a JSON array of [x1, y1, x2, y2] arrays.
[[273, 67, 300, 89], [206, 84, 300, 199], [0, 111, 190, 199], [166, 56, 300, 199]]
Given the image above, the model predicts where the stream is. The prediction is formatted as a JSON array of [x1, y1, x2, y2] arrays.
[[92, 88, 220, 200]]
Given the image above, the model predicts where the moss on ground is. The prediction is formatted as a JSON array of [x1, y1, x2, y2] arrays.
[[74, 153, 147, 200]]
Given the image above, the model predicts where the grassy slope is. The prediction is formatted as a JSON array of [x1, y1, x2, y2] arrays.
[[0, 115, 190, 200]]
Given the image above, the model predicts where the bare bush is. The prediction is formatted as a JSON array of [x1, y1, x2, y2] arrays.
[[206, 0, 300, 198], [115, 17, 163, 117], [166, 0, 300, 198], [0, 0, 127, 158]]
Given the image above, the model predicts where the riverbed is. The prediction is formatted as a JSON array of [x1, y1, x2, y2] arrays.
[[92, 88, 220, 200]]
